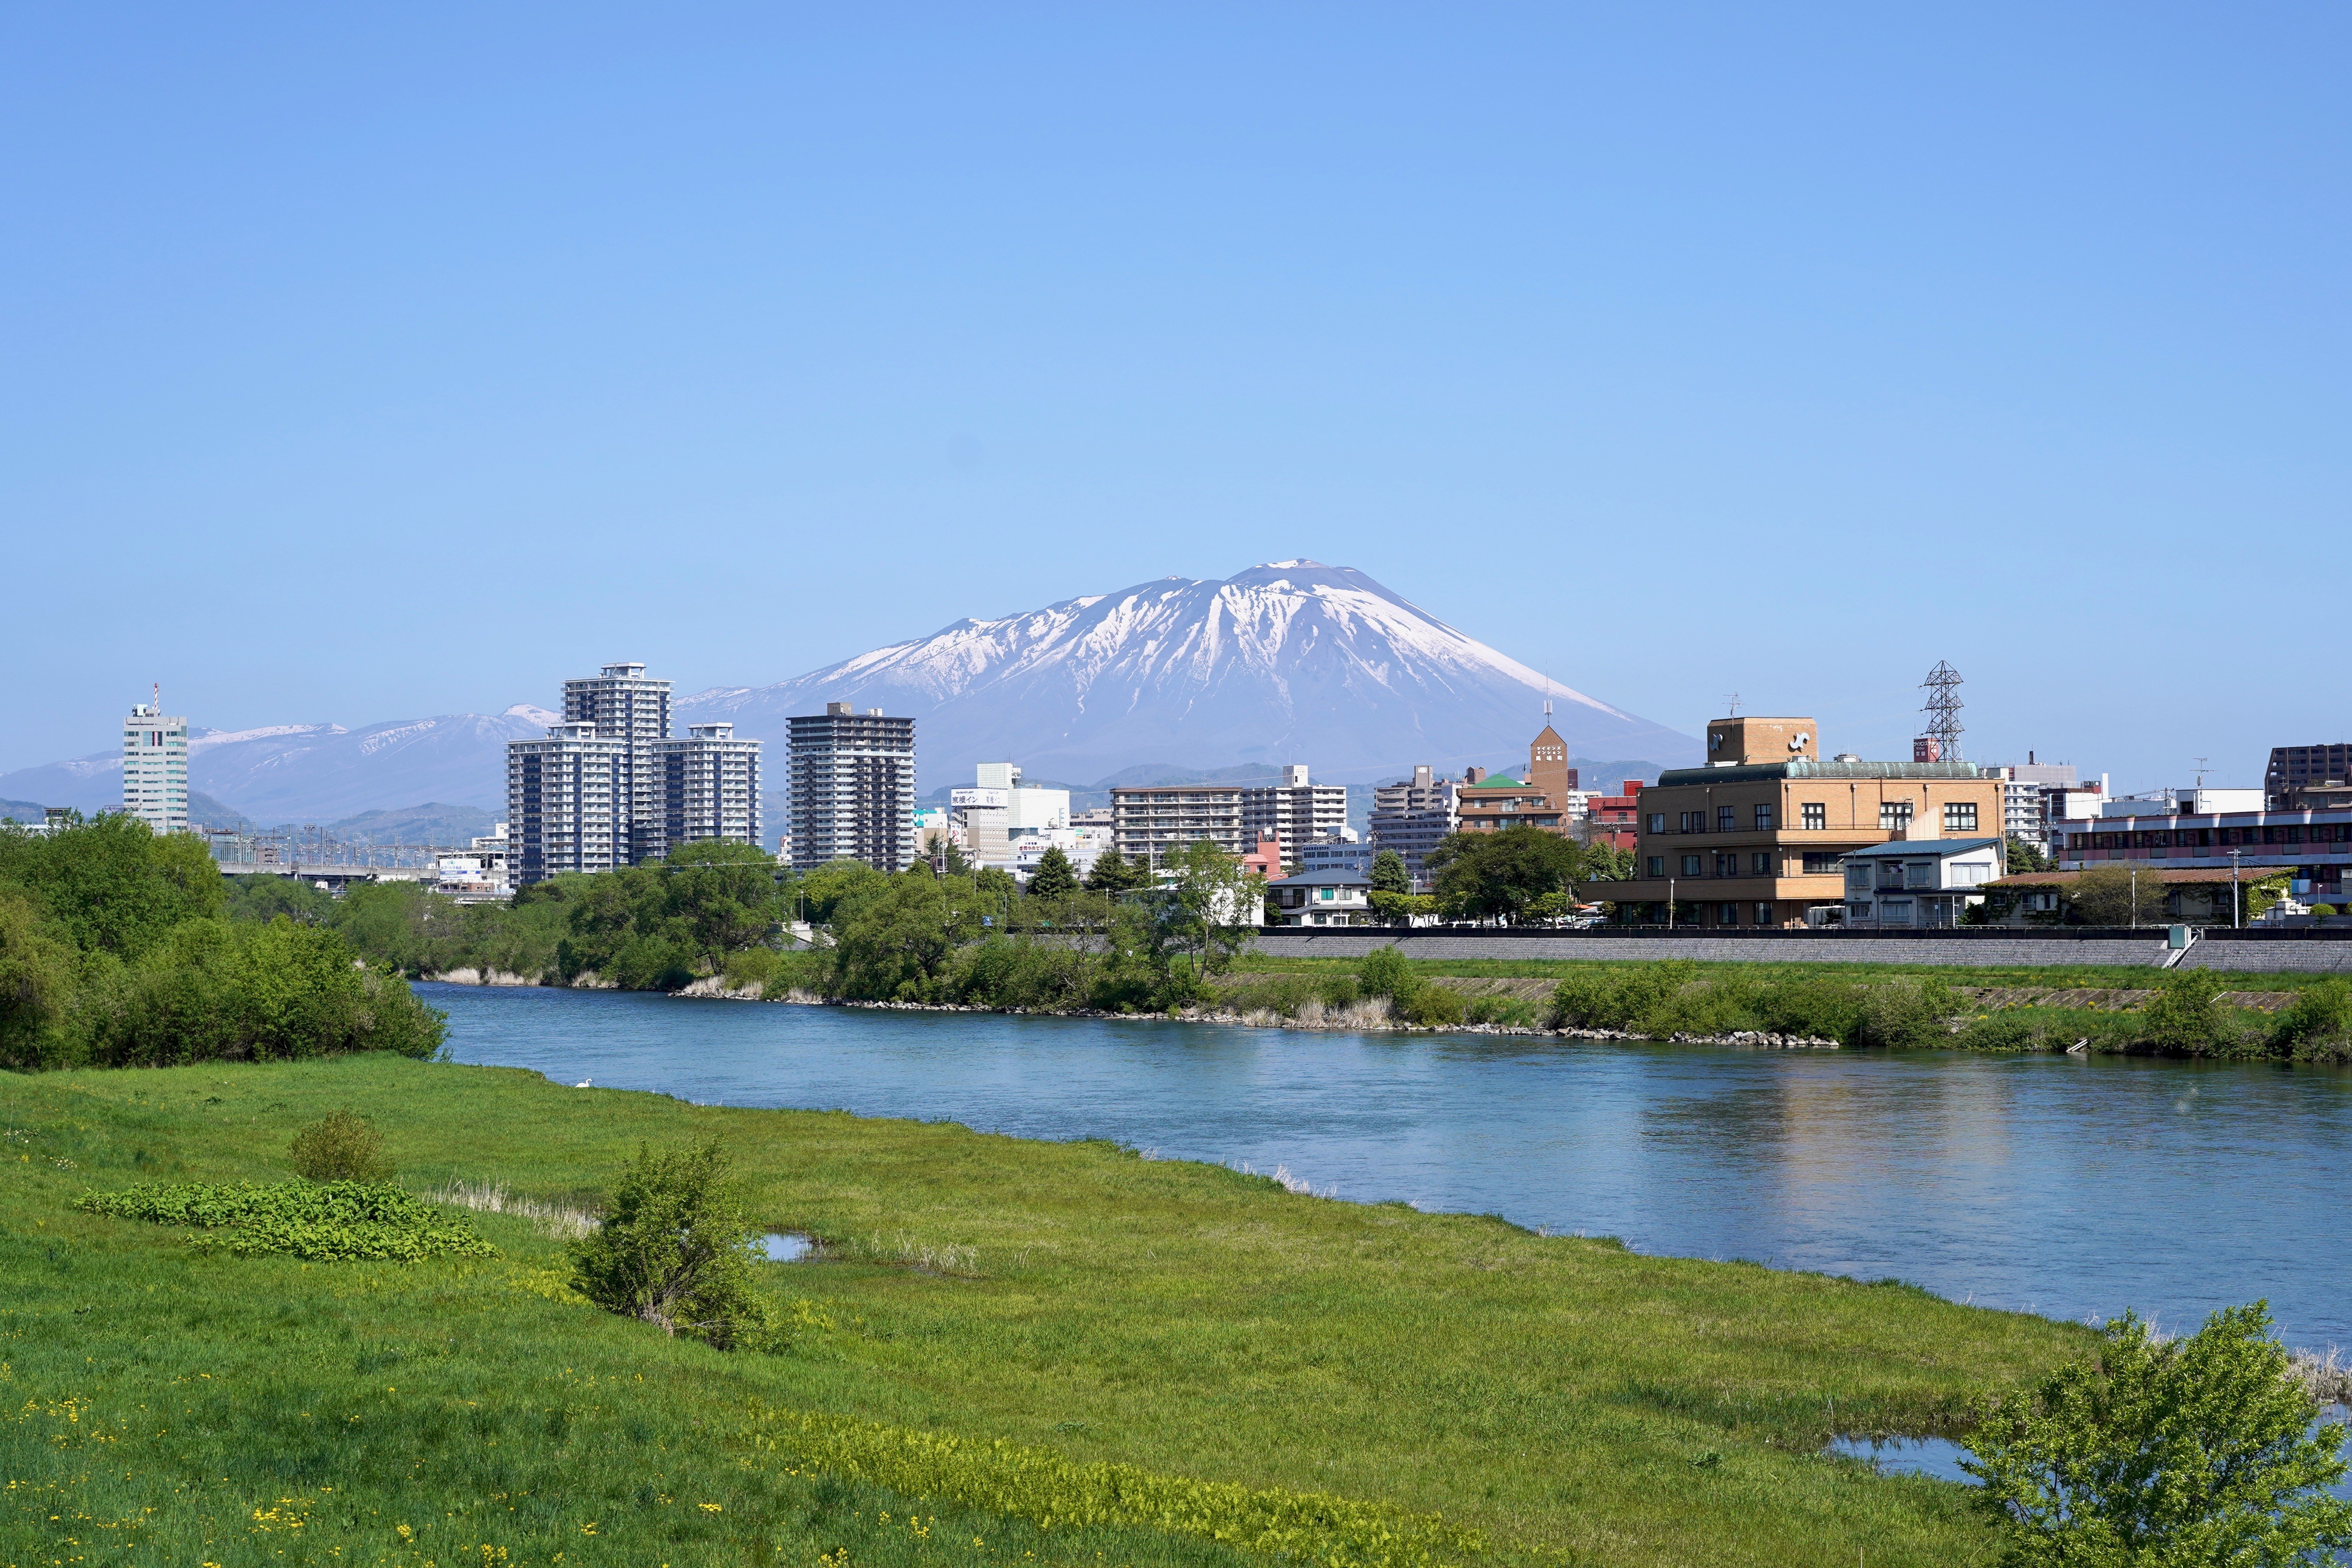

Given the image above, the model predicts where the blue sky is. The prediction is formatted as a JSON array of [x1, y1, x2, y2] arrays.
[[3, 4, 2343, 792]]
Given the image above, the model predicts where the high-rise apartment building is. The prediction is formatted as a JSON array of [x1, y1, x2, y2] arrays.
[[1240, 764, 1347, 862], [508, 663, 762, 886], [507, 722, 628, 881], [564, 662, 673, 864], [653, 723, 762, 857], [121, 695, 189, 835], [1368, 764, 1460, 886], [787, 703, 916, 872]]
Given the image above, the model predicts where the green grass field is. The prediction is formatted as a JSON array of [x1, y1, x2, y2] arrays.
[[2, 1056, 2094, 1567]]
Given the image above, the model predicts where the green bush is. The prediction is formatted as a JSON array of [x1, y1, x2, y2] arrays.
[[289, 1108, 394, 1182], [1466, 994, 1541, 1027], [1853, 979, 1958, 1048], [1355, 946, 1414, 1000], [1317, 973, 1361, 1009], [77, 1180, 495, 1262], [1963, 1303, 2351, 1562], [1399, 987, 1466, 1027], [2272, 978, 2352, 1060], [570, 1140, 770, 1350], [2137, 969, 2238, 1054], [1955, 1012, 2057, 1052]]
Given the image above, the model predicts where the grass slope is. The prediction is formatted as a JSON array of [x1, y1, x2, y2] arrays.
[[2, 1057, 2089, 1566], [1229, 954, 2346, 991]]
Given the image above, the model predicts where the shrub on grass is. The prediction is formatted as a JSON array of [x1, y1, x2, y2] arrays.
[[1355, 946, 1414, 1002], [1399, 986, 1466, 1027], [1956, 1013, 2058, 1053], [2135, 969, 2240, 1054], [1466, 994, 1541, 1027], [289, 1109, 394, 1182], [570, 1139, 770, 1350], [1853, 979, 1959, 1048], [1963, 1303, 2352, 1563], [2272, 978, 2352, 1060]]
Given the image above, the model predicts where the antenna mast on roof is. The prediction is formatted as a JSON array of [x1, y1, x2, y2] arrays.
[[1921, 662, 1964, 762]]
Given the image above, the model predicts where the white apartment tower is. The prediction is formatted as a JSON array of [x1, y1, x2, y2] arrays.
[[1241, 764, 1348, 861], [508, 663, 763, 886], [654, 723, 763, 855], [563, 662, 673, 864], [121, 692, 189, 835]]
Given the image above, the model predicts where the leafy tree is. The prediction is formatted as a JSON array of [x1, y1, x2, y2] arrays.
[[569, 1140, 770, 1350], [2007, 838, 2053, 874], [1026, 844, 1079, 900], [0, 891, 76, 1069], [830, 868, 990, 999], [1963, 1302, 2352, 1564], [1369, 850, 1410, 896], [223, 873, 336, 925], [1159, 840, 1262, 983], [1369, 890, 1437, 925], [1578, 840, 1636, 882], [2241, 873, 2292, 924], [798, 858, 889, 925], [1422, 827, 1585, 925], [2272, 978, 2352, 1056], [1357, 945, 1417, 1003], [2068, 865, 2167, 927], [0, 814, 224, 959], [973, 866, 1019, 909], [1084, 850, 1152, 894], [661, 840, 783, 969]]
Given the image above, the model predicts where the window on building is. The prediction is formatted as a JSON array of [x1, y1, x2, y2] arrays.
[[1647, 856, 1664, 877], [1755, 804, 1774, 830], [1679, 811, 1701, 833], [1880, 801, 1914, 831], [1754, 902, 1773, 925], [1944, 801, 1978, 831], [1715, 853, 1736, 877], [1801, 802, 1826, 831], [1718, 902, 1739, 924], [1802, 851, 1839, 875], [1751, 852, 1772, 876], [1679, 854, 1702, 876], [1717, 806, 1736, 831], [1648, 814, 1665, 833]]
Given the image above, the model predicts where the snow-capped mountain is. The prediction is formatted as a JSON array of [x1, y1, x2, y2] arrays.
[[0, 706, 557, 824], [678, 561, 1693, 787]]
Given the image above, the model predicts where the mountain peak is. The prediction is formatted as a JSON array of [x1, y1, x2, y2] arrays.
[[678, 562, 1694, 787]]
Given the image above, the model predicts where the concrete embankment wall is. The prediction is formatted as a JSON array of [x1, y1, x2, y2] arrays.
[[1252, 930, 2352, 973]]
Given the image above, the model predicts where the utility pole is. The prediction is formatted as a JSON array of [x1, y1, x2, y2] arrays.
[[2130, 867, 2139, 929], [2229, 849, 2243, 928]]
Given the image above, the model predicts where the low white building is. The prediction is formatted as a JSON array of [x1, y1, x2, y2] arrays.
[[1840, 838, 2003, 928], [1266, 867, 1374, 927]]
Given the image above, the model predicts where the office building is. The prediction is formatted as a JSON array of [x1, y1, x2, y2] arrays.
[[122, 695, 189, 835], [1609, 715, 2007, 927], [1458, 717, 1580, 838], [788, 703, 916, 873], [654, 722, 762, 856], [2267, 743, 2352, 803], [1240, 764, 1347, 863], [1367, 764, 1461, 887], [507, 722, 628, 881]]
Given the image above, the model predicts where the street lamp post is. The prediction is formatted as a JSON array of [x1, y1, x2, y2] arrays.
[[1668, 876, 1675, 931], [2130, 867, 2139, 929], [2229, 849, 2243, 928]]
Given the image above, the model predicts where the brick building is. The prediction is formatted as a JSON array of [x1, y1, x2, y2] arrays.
[[1607, 716, 2008, 927]]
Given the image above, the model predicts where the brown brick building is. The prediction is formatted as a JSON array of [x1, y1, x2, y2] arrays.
[[1457, 721, 1578, 836], [1606, 716, 2007, 927]]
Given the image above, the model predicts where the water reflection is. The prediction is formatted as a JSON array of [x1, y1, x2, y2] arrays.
[[421, 985, 2352, 1351]]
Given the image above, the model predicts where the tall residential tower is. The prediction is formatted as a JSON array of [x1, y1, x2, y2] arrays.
[[787, 703, 916, 873]]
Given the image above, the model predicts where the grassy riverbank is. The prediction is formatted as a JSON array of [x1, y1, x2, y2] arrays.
[[1228, 952, 2349, 991], [1, 1055, 2091, 1567]]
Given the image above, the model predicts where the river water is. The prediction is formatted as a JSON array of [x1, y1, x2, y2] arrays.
[[421, 984, 2352, 1356]]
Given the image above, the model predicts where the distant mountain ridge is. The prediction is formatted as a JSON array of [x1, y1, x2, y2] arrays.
[[679, 561, 1693, 789], [0, 563, 1692, 825]]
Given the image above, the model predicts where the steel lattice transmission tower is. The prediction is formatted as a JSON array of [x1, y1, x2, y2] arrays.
[[1920, 661, 1965, 762]]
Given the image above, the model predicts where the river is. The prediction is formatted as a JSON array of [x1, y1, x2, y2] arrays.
[[421, 983, 2352, 1357]]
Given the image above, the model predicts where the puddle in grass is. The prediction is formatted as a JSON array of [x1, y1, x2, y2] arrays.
[[760, 1232, 814, 1261], [1826, 1434, 1973, 1483]]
